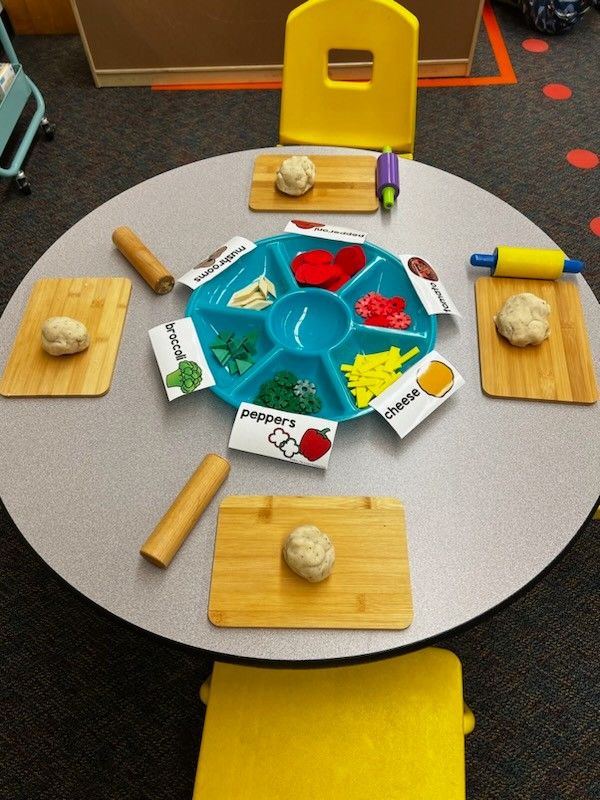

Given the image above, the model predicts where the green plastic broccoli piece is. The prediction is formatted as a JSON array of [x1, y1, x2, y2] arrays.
[[165, 360, 202, 393]]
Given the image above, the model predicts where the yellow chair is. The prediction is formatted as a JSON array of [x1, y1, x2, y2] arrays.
[[279, 0, 419, 158], [192, 647, 475, 800]]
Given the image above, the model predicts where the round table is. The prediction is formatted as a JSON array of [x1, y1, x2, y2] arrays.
[[1, 147, 598, 663]]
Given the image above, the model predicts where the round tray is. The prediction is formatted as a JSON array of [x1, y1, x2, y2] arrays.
[[185, 233, 437, 421]]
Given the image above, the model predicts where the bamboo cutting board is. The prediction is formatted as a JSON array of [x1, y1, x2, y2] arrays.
[[475, 277, 597, 404], [0, 277, 132, 397], [249, 154, 379, 212], [208, 496, 413, 630]]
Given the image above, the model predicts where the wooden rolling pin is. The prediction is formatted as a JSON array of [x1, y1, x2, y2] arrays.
[[112, 226, 175, 294], [140, 453, 230, 568]]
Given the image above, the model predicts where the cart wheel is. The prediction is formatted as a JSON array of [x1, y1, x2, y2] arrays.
[[41, 118, 56, 141], [15, 171, 32, 195]]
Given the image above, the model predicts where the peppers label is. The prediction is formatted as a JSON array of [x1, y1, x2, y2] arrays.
[[285, 220, 367, 243], [148, 317, 215, 400], [399, 254, 462, 317], [229, 402, 338, 469], [177, 237, 257, 289], [370, 350, 464, 438]]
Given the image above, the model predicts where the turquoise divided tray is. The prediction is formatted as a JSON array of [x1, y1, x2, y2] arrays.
[[185, 233, 437, 422]]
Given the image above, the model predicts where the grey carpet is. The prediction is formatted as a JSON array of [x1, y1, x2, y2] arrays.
[[1, 4, 599, 798]]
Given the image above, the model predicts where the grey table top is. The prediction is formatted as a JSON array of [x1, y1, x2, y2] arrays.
[[1, 147, 599, 663]]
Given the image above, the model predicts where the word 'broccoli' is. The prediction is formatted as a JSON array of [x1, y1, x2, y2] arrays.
[[165, 360, 202, 393]]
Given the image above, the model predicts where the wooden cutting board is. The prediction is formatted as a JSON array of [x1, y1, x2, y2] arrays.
[[475, 277, 597, 404], [249, 154, 379, 212], [208, 495, 412, 630], [0, 277, 132, 397]]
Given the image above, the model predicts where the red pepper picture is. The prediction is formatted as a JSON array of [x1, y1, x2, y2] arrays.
[[291, 220, 325, 230], [298, 427, 332, 462]]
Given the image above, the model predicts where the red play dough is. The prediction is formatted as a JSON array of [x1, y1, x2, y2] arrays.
[[334, 245, 367, 276], [566, 149, 599, 169], [387, 296, 406, 313], [543, 83, 572, 100], [323, 275, 348, 291], [590, 217, 600, 237], [304, 249, 334, 265], [364, 315, 390, 327], [292, 253, 307, 273], [522, 38, 549, 53]]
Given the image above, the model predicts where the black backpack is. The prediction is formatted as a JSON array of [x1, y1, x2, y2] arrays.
[[499, 0, 596, 33]]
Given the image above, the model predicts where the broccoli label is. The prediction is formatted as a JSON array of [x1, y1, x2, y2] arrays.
[[149, 317, 215, 401], [165, 322, 187, 362]]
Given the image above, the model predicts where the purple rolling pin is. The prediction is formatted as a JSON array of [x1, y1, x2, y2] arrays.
[[376, 146, 400, 209]]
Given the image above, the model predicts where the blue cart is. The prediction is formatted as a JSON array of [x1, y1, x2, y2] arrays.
[[0, 18, 55, 194]]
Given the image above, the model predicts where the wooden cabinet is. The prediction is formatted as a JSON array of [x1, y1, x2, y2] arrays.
[[70, 0, 484, 87], [2, 0, 77, 33]]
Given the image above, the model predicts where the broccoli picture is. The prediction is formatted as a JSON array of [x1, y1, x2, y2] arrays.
[[165, 360, 202, 393]]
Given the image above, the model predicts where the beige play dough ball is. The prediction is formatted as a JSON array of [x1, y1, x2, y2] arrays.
[[41, 316, 90, 356], [494, 292, 550, 347], [282, 524, 335, 583], [275, 156, 316, 196]]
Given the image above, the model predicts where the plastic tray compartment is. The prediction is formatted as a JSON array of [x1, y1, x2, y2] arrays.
[[186, 233, 437, 421]]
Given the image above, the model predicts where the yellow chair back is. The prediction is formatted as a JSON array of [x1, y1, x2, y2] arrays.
[[279, 0, 419, 157], [193, 647, 474, 800]]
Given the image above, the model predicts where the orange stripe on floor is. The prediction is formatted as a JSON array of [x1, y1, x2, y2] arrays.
[[152, 1, 517, 92]]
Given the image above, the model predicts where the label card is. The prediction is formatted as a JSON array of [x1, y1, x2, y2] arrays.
[[285, 220, 366, 244], [177, 237, 257, 289], [370, 351, 464, 438], [148, 317, 215, 400], [228, 402, 338, 469], [399, 254, 462, 317]]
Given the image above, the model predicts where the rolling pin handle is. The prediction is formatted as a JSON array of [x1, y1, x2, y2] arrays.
[[376, 146, 400, 210], [470, 253, 497, 270], [563, 258, 585, 274]]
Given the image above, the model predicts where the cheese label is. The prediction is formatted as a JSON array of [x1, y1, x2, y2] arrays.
[[370, 351, 464, 438]]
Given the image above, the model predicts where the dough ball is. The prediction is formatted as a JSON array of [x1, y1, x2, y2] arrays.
[[494, 292, 550, 347], [275, 156, 316, 196], [282, 524, 335, 583], [41, 316, 90, 356]]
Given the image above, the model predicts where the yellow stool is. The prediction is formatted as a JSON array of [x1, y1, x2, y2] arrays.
[[192, 647, 475, 799], [279, 0, 419, 157]]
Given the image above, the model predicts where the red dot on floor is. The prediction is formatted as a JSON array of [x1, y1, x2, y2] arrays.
[[522, 38, 549, 53], [566, 149, 599, 169], [543, 83, 572, 100], [590, 217, 600, 237]]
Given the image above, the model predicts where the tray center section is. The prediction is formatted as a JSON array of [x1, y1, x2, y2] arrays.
[[267, 288, 351, 353]]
